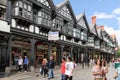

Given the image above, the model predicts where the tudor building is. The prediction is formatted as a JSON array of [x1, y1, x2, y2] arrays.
[[0, 0, 118, 77]]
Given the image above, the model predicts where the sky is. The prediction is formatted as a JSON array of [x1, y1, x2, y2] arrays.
[[53, 0, 120, 45]]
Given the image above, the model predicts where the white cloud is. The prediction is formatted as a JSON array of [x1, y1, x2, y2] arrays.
[[91, 8, 120, 45], [92, 12, 114, 19], [113, 8, 120, 14], [104, 26, 120, 45]]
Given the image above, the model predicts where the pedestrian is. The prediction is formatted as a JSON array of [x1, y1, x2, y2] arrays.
[[40, 59, 45, 75], [113, 66, 120, 80], [18, 56, 23, 72], [101, 60, 108, 80], [48, 55, 55, 79], [90, 58, 93, 68], [65, 57, 74, 80], [92, 59, 103, 80], [60, 57, 66, 80], [43, 59, 49, 77], [23, 56, 29, 72], [73, 61, 77, 68]]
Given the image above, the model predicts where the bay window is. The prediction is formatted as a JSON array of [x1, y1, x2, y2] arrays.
[[81, 31, 87, 41], [13, 1, 32, 21], [52, 18, 63, 31], [87, 37, 94, 47], [37, 11, 51, 26]]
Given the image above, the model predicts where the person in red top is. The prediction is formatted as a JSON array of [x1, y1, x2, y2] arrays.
[[60, 57, 66, 80]]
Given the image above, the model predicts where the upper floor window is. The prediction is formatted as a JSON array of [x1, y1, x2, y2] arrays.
[[95, 40, 100, 46], [52, 18, 63, 31], [62, 23, 73, 36], [37, 11, 51, 26], [73, 28, 80, 38], [0, 7, 6, 20], [81, 31, 87, 40], [13, 0, 32, 21]]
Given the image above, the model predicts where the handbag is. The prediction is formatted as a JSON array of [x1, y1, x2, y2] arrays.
[[39, 67, 42, 73]]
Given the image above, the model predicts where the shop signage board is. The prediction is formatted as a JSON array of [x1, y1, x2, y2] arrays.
[[11, 41, 31, 48], [48, 31, 59, 41]]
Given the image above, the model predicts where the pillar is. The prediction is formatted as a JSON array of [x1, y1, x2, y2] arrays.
[[48, 43, 52, 60], [29, 38, 36, 72], [78, 49, 80, 63], [5, 35, 14, 76], [60, 45, 64, 63], [70, 46, 73, 60]]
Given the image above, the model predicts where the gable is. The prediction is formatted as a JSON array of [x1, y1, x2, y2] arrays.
[[90, 24, 97, 35], [56, 0, 76, 22], [78, 17, 87, 29], [37, 0, 51, 8], [97, 27, 102, 38], [58, 5, 73, 20]]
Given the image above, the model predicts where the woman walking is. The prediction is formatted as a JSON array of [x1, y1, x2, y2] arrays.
[[60, 57, 66, 80], [18, 56, 23, 72], [92, 59, 103, 80], [43, 59, 49, 77], [65, 57, 74, 80], [101, 60, 108, 80]]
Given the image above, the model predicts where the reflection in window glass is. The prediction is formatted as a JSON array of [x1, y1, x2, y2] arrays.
[[24, 3, 27, 9], [28, 5, 31, 11]]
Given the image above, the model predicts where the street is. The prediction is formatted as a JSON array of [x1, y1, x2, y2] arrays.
[[1, 64, 116, 80]]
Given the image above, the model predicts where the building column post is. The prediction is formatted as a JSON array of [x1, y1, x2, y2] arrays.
[[29, 38, 36, 72]]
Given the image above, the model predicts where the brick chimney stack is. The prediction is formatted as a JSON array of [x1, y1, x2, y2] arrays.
[[91, 16, 96, 24]]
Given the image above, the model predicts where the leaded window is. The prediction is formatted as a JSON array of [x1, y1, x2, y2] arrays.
[[37, 11, 51, 26], [81, 31, 87, 41], [52, 18, 63, 31], [73, 28, 80, 38], [87, 36, 94, 47], [62, 23, 73, 36], [0, 7, 6, 20], [13, 0, 32, 20]]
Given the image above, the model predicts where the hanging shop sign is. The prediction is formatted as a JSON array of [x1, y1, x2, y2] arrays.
[[11, 41, 31, 48], [48, 31, 59, 41]]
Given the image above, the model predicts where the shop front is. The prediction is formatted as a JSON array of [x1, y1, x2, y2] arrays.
[[10, 37, 31, 70], [35, 41, 58, 66]]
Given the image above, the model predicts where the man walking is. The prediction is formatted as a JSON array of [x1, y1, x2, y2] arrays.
[[24, 56, 29, 72], [48, 56, 55, 79]]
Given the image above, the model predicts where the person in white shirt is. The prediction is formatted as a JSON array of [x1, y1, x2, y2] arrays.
[[65, 57, 74, 80], [18, 56, 23, 72]]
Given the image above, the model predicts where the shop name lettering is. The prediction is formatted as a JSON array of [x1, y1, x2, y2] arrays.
[[12, 41, 31, 47]]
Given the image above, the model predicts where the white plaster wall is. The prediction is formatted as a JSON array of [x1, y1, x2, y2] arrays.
[[0, 20, 10, 32]]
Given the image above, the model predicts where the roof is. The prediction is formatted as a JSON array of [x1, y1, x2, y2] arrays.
[[56, 0, 68, 8], [76, 13, 84, 21]]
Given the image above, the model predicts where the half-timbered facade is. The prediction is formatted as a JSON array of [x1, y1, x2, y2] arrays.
[[0, 0, 118, 77]]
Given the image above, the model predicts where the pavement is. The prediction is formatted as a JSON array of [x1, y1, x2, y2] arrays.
[[0, 63, 116, 80]]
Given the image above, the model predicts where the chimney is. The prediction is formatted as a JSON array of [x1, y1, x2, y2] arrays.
[[100, 25, 104, 31], [91, 16, 96, 24]]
